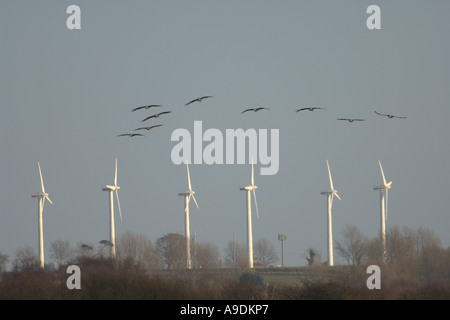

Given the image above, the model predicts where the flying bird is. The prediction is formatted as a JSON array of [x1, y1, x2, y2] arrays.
[[296, 107, 325, 112], [141, 111, 172, 122], [134, 124, 163, 131], [185, 96, 213, 106], [374, 111, 407, 119], [131, 105, 162, 112], [337, 118, 365, 123], [118, 133, 144, 137], [242, 107, 270, 114]]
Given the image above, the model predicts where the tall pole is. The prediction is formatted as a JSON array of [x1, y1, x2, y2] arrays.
[[185, 195, 191, 269], [38, 197, 44, 269], [380, 190, 386, 263], [232, 232, 236, 265], [327, 195, 334, 267], [278, 234, 286, 267], [193, 231, 197, 269], [246, 190, 253, 268], [109, 190, 116, 259]]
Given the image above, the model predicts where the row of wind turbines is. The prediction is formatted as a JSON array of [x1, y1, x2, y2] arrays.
[[31, 158, 392, 269]]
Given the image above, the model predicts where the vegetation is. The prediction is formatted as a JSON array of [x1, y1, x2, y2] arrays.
[[0, 226, 449, 299]]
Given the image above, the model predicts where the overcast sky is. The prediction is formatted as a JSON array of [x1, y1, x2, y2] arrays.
[[1, 1, 449, 267]]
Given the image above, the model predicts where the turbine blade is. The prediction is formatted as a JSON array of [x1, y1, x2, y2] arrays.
[[114, 158, 118, 186], [379, 160, 387, 186], [252, 189, 259, 219], [251, 159, 255, 186], [326, 160, 334, 190], [46, 195, 53, 205], [192, 194, 199, 209], [186, 162, 192, 191], [38, 162, 45, 193], [335, 193, 341, 201], [115, 189, 122, 221]]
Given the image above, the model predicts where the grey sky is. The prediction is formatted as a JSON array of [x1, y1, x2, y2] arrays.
[[1, 1, 449, 267]]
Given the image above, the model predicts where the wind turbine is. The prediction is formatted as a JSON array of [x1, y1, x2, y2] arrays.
[[240, 159, 259, 268], [102, 158, 122, 259], [178, 161, 199, 269], [373, 160, 392, 263], [320, 160, 341, 267], [31, 162, 53, 269]]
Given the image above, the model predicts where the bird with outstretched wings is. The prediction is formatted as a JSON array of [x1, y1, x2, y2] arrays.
[[131, 105, 162, 111], [242, 107, 270, 114], [374, 111, 407, 119], [296, 107, 325, 112], [185, 96, 213, 106], [118, 133, 144, 137], [337, 118, 365, 123], [141, 111, 172, 122], [134, 124, 163, 131]]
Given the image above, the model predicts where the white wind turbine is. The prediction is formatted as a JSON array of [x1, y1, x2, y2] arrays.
[[373, 160, 392, 263], [102, 158, 122, 259], [178, 161, 199, 269], [31, 162, 53, 269], [320, 160, 341, 267], [240, 159, 259, 268]]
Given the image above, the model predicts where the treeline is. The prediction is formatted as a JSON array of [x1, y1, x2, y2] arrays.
[[0, 225, 449, 299]]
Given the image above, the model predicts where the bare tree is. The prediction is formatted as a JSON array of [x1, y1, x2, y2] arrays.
[[12, 246, 40, 271], [385, 226, 416, 269], [49, 239, 74, 267], [0, 253, 9, 273], [254, 238, 278, 267], [223, 240, 247, 268], [335, 225, 368, 266], [156, 233, 186, 269], [115, 231, 158, 271], [193, 242, 222, 268]]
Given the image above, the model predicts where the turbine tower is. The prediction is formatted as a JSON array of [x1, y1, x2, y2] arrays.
[[240, 160, 259, 268], [373, 160, 392, 263], [178, 161, 199, 269], [320, 160, 341, 267], [102, 158, 122, 259], [31, 162, 53, 269]]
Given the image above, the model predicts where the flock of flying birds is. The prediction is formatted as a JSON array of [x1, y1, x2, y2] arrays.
[[117, 96, 213, 137], [117, 95, 407, 137]]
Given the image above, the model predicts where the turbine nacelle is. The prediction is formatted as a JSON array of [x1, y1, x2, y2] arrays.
[[32, 192, 50, 198], [240, 185, 258, 191], [373, 183, 392, 191], [320, 189, 340, 198], [103, 185, 120, 191], [178, 190, 195, 196]]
